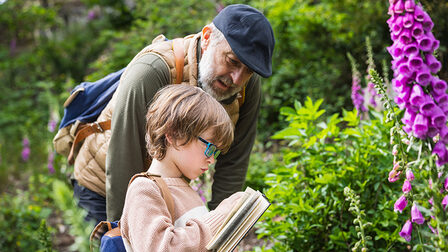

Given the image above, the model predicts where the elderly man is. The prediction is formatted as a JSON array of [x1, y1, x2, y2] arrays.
[[72, 4, 275, 222]]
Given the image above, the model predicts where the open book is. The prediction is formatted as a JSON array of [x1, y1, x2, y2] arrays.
[[206, 187, 271, 252]]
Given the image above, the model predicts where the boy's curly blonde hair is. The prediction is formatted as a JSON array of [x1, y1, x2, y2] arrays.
[[145, 84, 234, 161]]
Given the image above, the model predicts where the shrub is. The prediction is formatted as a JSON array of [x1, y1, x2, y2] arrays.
[[257, 98, 410, 251], [0, 176, 53, 250]]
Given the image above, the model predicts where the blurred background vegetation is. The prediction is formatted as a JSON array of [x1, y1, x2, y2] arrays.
[[0, 0, 447, 250]]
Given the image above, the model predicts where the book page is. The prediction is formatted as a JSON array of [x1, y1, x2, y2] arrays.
[[206, 187, 257, 249], [218, 193, 270, 252], [214, 189, 250, 235]]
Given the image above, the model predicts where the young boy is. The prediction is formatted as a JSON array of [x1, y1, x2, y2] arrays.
[[120, 84, 244, 251]]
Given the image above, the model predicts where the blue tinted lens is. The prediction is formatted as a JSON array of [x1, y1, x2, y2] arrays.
[[205, 144, 215, 157], [198, 137, 220, 159]]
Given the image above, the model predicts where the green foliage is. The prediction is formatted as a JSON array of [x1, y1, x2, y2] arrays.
[[87, 0, 216, 79], [245, 146, 282, 191], [257, 98, 408, 251], [0, 177, 53, 251], [39, 219, 53, 252], [250, 0, 393, 139], [51, 179, 94, 252]]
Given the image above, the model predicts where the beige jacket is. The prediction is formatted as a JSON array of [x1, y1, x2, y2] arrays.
[[74, 33, 241, 196]]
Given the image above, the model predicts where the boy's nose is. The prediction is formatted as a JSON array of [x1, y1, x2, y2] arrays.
[[206, 155, 215, 165]]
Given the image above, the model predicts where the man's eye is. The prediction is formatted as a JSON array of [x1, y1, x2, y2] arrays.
[[227, 57, 239, 66]]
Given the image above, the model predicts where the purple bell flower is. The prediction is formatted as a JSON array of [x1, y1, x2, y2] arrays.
[[409, 84, 425, 106], [21, 137, 30, 162], [439, 125, 448, 144], [406, 170, 415, 181], [402, 109, 416, 125], [411, 204, 425, 224], [394, 0, 405, 14], [414, 4, 425, 22], [415, 65, 432, 86], [402, 180, 412, 193], [408, 55, 423, 70], [434, 93, 448, 106], [399, 29, 413, 45], [421, 11, 434, 31], [47, 151, 55, 174], [411, 21, 424, 38], [389, 15, 404, 35], [394, 195, 408, 213], [388, 42, 404, 58], [419, 96, 436, 116], [399, 220, 412, 242], [405, 0, 415, 12], [412, 113, 428, 138], [389, 170, 402, 183], [21, 147, 30, 162], [433, 141, 448, 166], [431, 78, 447, 96], [431, 106, 446, 128], [403, 12, 414, 29], [444, 177, 448, 191], [442, 195, 448, 210], [23, 137, 29, 146], [417, 34, 435, 52], [426, 54, 441, 73]]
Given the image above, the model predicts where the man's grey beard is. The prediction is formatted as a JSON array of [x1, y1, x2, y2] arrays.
[[198, 45, 242, 101]]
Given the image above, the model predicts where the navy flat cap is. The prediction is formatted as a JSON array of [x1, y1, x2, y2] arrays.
[[213, 4, 275, 78]]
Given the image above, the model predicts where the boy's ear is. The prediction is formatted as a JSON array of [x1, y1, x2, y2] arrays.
[[165, 134, 173, 145]]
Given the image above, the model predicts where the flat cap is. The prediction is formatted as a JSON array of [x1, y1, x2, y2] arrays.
[[213, 4, 275, 78]]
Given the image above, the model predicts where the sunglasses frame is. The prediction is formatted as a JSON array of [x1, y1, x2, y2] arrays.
[[198, 136, 221, 159]]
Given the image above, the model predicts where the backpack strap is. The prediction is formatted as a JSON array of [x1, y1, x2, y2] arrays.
[[67, 120, 111, 164], [129, 172, 175, 220], [237, 87, 245, 107], [172, 38, 184, 84], [89, 173, 176, 251]]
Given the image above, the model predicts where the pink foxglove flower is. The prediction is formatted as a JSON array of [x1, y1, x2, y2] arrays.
[[411, 204, 425, 224], [47, 151, 55, 174], [399, 220, 412, 242], [402, 180, 412, 193], [387, 0, 448, 166], [406, 170, 415, 181], [351, 72, 367, 116], [394, 195, 408, 213], [21, 137, 30, 162], [442, 195, 448, 210], [389, 170, 402, 182]]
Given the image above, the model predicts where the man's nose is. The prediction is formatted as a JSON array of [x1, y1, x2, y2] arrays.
[[230, 67, 246, 86]]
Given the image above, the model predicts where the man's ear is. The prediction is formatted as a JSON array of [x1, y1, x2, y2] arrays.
[[201, 25, 212, 51]]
